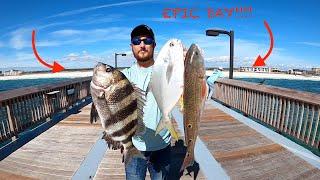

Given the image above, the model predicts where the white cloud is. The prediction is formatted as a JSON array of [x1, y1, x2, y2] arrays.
[[37, 40, 62, 47], [295, 41, 320, 47], [9, 28, 30, 49], [51, 29, 82, 36], [0, 51, 40, 68], [179, 31, 317, 69], [48, 0, 156, 18], [137, 17, 180, 22], [79, 14, 124, 25], [15, 52, 35, 61], [50, 27, 131, 45]]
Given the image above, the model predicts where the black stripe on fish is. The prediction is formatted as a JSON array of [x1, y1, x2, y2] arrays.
[[105, 99, 137, 127], [111, 119, 137, 137], [122, 136, 132, 144], [108, 82, 134, 103]]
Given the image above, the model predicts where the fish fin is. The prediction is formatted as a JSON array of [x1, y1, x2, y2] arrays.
[[132, 84, 146, 135], [202, 79, 208, 100], [135, 113, 146, 136], [180, 152, 195, 172], [201, 80, 208, 110], [155, 117, 179, 141], [177, 94, 184, 113], [166, 61, 174, 84], [102, 132, 123, 150], [124, 147, 145, 164], [90, 103, 100, 124]]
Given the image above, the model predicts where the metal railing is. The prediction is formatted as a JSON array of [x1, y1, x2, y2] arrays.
[[0, 77, 91, 142], [213, 78, 320, 150]]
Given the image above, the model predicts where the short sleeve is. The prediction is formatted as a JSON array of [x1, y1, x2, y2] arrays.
[[121, 68, 130, 80]]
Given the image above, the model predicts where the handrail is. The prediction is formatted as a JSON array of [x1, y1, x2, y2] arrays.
[[213, 78, 320, 150], [0, 77, 92, 142]]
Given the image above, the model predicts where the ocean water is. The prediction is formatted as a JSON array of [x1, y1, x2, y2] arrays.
[[236, 78, 320, 94], [0, 77, 319, 94], [0, 78, 72, 92]]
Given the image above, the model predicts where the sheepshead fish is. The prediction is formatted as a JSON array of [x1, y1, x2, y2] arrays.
[[90, 62, 144, 163], [150, 39, 184, 140], [180, 44, 207, 172]]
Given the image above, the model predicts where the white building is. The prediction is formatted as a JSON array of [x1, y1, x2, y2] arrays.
[[3, 69, 23, 76], [240, 67, 271, 73], [288, 69, 303, 75], [311, 68, 320, 75]]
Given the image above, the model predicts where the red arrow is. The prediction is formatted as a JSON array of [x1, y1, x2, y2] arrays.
[[32, 30, 64, 73], [253, 20, 274, 67]]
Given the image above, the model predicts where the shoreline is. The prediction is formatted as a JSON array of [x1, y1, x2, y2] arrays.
[[206, 71, 320, 81], [0, 70, 319, 81]]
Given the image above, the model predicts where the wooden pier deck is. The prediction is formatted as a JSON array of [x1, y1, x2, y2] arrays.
[[1, 101, 320, 179]]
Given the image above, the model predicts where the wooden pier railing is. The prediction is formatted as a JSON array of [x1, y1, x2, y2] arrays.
[[213, 78, 320, 151], [0, 77, 92, 142]]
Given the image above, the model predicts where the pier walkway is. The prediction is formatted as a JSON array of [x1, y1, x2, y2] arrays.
[[1, 99, 320, 179]]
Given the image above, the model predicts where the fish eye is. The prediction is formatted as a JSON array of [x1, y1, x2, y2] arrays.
[[169, 42, 174, 47], [106, 67, 112, 72]]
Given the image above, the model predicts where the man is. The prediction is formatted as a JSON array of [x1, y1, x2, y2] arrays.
[[207, 67, 223, 98], [122, 24, 171, 180]]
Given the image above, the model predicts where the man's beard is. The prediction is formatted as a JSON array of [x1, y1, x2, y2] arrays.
[[134, 50, 154, 62]]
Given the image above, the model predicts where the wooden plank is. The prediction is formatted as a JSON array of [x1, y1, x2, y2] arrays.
[[292, 102, 301, 136], [214, 144, 284, 162], [284, 100, 291, 133], [280, 98, 287, 131], [306, 106, 316, 144], [200, 102, 320, 179], [288, 101, 296, 134], [270, 95, 275, 126], [312, 108, 320, 147], [0, 103, 102, 179], [297, 103, 305, 139], [6, 100, 18, 135], [266, 94, 272, 124], [276, 97, 282, 129], [301, 104, 310, 140], [0, 169, 36, 180]]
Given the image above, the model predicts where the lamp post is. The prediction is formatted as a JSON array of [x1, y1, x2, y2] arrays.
[[114, 53, 127, 68], [206, 29, 234, 79]]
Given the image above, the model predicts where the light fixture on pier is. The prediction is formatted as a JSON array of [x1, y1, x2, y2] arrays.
[[206, 29, 234, 79], [114, 53, 127, 68]]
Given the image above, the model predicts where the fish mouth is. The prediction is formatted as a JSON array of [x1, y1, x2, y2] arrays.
[[91, 80, 109, 90]]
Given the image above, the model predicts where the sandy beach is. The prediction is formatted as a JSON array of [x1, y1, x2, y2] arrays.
[[206, 71, 320, 81], [0, 71, 93, 80], [0, 70, 319, 81]]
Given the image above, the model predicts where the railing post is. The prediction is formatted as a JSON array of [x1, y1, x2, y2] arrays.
[[6, 102, 18, 140]]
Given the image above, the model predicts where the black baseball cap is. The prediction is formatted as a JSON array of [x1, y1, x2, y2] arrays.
[[131, 24, 155, 40]]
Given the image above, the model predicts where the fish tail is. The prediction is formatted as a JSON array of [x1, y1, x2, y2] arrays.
[[155, 117, 179, 141], [178, 94, 184, 112], [124, 146, 144, 164], [180, 151, 195, 172]]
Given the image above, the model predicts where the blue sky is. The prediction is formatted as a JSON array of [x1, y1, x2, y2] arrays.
[[0, 0, 319, 70]]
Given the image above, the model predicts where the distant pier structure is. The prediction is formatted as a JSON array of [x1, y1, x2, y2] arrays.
[[0, 77, 320, 179]]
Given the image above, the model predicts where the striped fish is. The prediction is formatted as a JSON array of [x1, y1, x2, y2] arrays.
[[90, 62, 144, 163]]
